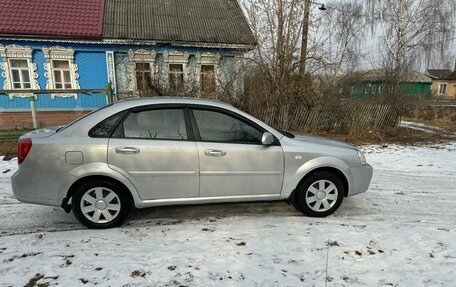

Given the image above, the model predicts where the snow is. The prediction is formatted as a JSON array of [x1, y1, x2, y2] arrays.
[[1, 143, 456, 286]]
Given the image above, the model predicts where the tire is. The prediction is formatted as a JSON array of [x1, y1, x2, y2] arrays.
[[293, 171, 344, 217], [72, 179, 132, 229]]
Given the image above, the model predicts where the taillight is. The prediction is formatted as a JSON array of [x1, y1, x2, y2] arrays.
[[18, 138, 32, 165]]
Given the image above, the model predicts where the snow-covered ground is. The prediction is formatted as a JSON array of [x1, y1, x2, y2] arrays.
[[1, 143, 455, 286]]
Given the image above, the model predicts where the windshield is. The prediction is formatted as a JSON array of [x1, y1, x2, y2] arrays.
[[277, 129, 295, 138], [56, 104, 113, 132]]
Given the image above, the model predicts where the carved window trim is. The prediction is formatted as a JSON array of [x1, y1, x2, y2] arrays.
[[0, 44, 40, 100], [195, 52, 221, 95], [42, 46, 80, 99], [128, 49, 157, 95], [163, 51, 189, 93]]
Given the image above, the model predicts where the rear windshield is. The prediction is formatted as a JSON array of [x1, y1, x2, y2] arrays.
[[56, 104, 113, 133]]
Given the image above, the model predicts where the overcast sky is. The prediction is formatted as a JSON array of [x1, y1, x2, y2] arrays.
[[317, 0, 456, 72]]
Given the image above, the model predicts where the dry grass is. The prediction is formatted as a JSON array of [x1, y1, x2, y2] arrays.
[[312, 127, 454, 146], [403, 105, 456, 132]]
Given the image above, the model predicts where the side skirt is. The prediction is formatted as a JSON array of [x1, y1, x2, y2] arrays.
[[134, 194, 282, 209]]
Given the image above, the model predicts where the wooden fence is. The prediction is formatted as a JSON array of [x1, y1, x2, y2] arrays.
[[249, 103, 400, 133]]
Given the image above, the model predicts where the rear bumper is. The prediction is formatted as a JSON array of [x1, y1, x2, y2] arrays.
[[347, 164, 373, 197], [11, 169, 61, 207]]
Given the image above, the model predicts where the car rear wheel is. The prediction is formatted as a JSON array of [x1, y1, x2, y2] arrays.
[[294, 171, 344, 217], [72, 180, 131, 229]]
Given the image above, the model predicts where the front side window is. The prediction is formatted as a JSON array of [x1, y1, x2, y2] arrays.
[[169, 64, 184, 92], [52, 60, 73, 89], [135, 62, 153, 91], [9, 59, 32, 89], [120, 109, 187, 140], [193, 109, 263, 144], [200, 65, 216, 93]]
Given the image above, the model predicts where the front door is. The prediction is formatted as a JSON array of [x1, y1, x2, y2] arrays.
[[190, 108, 284, 197], [107, 107, 199, 200]]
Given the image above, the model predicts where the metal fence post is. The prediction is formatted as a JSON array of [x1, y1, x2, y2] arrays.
[[29, 95, 39, 129], [105, 82, 113, 104]]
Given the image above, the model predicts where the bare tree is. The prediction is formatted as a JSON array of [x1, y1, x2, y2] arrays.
[[244, 0, 304, 100], [242, 0, 365, 99], [357, 0, 456, 102], [307, 1, 366, 96]]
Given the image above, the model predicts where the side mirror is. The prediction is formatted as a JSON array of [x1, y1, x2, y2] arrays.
[[261, 132, 274, 146]]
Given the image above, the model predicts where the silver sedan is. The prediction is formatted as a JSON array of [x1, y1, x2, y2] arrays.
[[12, 98, 373, 228]]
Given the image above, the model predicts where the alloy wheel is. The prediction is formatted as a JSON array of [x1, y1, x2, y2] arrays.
[[80, 187, 121, 224], [305, 180, 338, 212]]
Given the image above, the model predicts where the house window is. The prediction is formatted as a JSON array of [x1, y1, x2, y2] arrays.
[[371, 84, 377, 94], [52, 60, 73, 89], [195, 52, 220, 96], [169, 64, 184, 91], [10, 59, 32, 89], [135, 62, 153, 91], [163, 51, 189, 93], [42, 46, 79, 98], [200, 65, 216, 93], [438, 83, 447, 95], [0, 44, 40, 99], [128, 49, 157, 95]]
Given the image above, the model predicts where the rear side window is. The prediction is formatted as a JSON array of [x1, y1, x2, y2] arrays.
[[120, 108, 188, 140], [89, 112, 126, 138]]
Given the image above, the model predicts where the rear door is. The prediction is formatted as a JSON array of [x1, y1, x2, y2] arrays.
[[190, 107, 284, 197], [107, 106, 199, 200]]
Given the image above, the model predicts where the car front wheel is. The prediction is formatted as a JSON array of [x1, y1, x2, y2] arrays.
[[72, 180, 131, 229], [294, 171, 344, 217]]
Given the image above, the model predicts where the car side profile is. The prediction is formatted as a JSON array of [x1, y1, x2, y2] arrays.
[[12, 98, 373, 228]]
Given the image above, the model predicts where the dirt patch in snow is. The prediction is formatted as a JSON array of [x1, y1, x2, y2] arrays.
[[0, 140, 16, 159]]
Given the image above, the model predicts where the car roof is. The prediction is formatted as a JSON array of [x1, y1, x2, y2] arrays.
[[113, 97, 234, 109]]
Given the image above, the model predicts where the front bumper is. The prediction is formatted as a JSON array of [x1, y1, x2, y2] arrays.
[[347, 163, 373, 196]]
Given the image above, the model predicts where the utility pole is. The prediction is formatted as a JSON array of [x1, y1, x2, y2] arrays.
[[299, 0, 311, 77]]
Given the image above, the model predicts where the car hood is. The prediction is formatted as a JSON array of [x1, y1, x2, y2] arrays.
[[291, 134, 357, 150], [21, 126, 63, 139]]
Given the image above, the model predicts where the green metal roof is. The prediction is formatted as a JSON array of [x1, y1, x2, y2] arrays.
[[341, 69, 432, 84]]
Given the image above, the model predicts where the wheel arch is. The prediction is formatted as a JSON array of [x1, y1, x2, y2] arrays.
[[61, 172, 140, 212], [58, 163, 142, 211], [293, 166, 349, 199], [288, 166, 349, 205], [66, 175, 133, 202]]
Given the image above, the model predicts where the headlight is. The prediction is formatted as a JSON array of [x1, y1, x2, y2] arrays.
[[357, 150, 367, 165]]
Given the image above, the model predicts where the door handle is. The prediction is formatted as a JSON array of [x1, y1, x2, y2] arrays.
[[115, 146, 140, 154], [204, 149, 226, 157]]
